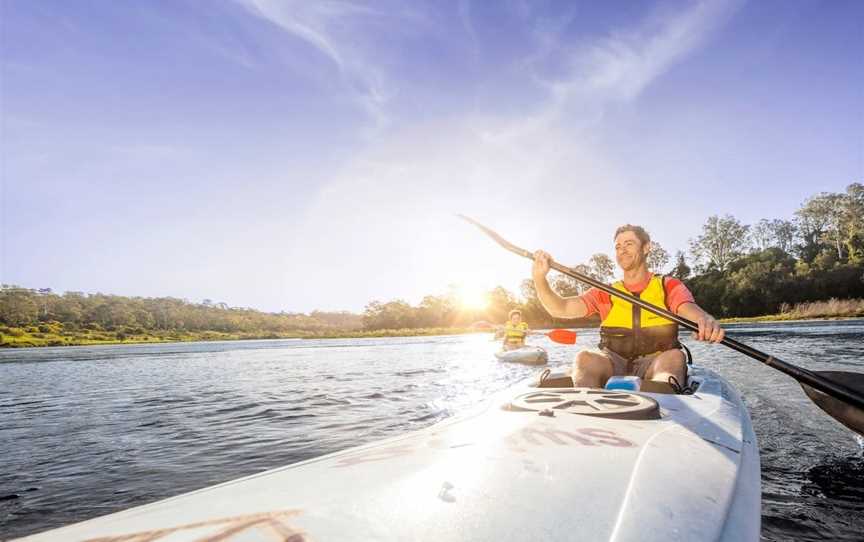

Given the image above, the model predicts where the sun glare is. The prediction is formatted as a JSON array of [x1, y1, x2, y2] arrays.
[[458, 288, 488, 311]]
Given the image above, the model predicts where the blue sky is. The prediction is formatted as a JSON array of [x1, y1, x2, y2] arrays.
[[2, 0, 862, 313]]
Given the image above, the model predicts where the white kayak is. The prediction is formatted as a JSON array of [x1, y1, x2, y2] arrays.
[[19, 367, 760, 542], [494, 345, 548, 365]]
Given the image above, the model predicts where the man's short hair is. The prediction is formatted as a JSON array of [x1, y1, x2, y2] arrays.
[[614, 224, 651, 246], [508, 309, 522, 318]]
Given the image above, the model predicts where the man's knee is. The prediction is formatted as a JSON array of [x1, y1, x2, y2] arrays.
[[647, 349, 686, 378], [656, 349, 685, 368], [573, 350, 610, 375]]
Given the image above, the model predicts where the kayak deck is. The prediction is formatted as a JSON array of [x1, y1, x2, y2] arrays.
[[19, 367, 760, 542]]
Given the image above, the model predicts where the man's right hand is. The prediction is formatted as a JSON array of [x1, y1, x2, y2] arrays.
[[531, 249, 587, 319], [532, 250, 552, 279]]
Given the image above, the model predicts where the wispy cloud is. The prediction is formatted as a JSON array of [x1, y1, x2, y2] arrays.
[[479, 0, 742, 143], [457, 0, 480, 66], [236, 0, 424, 128], [544, 0, 742, 113]]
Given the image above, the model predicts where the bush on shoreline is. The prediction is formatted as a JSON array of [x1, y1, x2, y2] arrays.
[[779, 298, 864, 319], [721, 298, 864, 323]]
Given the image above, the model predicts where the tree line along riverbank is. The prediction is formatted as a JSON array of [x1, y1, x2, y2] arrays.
[[3, 183, 863, 347], [1, 298, 861, 348]]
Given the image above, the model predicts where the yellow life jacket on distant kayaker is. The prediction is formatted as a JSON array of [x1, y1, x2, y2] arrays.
[[598, 274, 680, 360], [504, 321, 529, 345]]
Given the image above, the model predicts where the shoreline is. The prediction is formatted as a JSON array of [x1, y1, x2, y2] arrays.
[[0, 327, 486, 348], [2, 315, 863, 348], [719, 315, 864, 324]]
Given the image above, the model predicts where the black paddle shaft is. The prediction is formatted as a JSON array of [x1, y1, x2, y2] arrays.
[[460, 215, 864, 411]]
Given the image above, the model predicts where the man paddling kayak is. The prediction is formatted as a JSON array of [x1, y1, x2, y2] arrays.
[[532, 224, 724, 388]]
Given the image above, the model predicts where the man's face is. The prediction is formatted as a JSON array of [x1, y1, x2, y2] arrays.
[[614, 231, 649, 272]]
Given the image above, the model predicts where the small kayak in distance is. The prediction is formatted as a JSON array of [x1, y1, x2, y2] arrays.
[[18, 366, 760, 542], [494, 345, 548, 365]]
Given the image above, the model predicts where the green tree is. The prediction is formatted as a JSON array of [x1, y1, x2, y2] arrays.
[[416, 295, 453, 327], [821, 193, 847, 260], [751, 219, 774, 252], [310, 310, 364, 330], [520, 278, 548, 324], [795, 194, 834, 263], [551, 263, 592, 297], [671, 251, 691, 280], [689, 215, 751, 273], [486, 287, 516, 323], [841, 183, 864, 262], [724, 248, 800, 316], [0, 287, 39, 326], [588, 253, 615, 283], [751, 218, 797, 254], [362, 300, 415, 330], [647, 242, 670, 273], [771, 219, 797, 254]]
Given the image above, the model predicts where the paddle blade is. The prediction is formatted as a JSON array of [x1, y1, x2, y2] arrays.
[[800, 370, 864, 436], [547, 329, 577, 345]]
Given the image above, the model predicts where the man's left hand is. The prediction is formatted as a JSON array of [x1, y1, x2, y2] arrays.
[[694, 314, 725, 343]]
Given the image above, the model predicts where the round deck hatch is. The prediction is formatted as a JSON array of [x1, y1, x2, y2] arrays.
[[509, 388, 660, 420]]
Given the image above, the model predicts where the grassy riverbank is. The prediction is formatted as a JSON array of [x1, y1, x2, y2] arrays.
[[0, 325, 485, 348], [720, 298, 864, 323]]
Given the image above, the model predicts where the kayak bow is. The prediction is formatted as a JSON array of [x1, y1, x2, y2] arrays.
[[19, 367, 760, 542]]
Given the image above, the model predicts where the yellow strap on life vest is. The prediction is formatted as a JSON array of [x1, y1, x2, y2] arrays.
[[504, 321, 528, 343], [600, 275, 674, 329]]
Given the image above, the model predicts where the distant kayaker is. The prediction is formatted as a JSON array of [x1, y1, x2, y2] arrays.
[[500, 309, 530, 351], [532, 224, 724, 389]]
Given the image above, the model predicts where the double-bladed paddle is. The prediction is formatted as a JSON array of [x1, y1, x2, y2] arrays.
[[460, 214, 864, 436]]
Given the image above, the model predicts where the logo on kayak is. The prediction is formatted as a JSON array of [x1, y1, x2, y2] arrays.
[[332, 428, 636, 468], [334, 444, 415, 468], [83, 509, 308, 542], [517, 427, 636, 448]]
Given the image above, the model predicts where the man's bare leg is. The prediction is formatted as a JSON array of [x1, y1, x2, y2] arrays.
[[571, 350, 614, 388], [644, 349, 686, 384]]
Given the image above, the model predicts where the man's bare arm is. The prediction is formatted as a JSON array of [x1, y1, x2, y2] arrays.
[[532, 250, 589, 319], [676, 302, 725, 343]]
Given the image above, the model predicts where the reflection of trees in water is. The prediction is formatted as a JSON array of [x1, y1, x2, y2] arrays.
[[802, 457, 864, 503], [763, 456, 864, 542]]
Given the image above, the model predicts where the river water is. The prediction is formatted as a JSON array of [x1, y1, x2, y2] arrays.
[[2, 320, 863, 541]]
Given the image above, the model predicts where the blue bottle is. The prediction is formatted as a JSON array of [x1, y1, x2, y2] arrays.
[[605, 375, 642, 391]]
